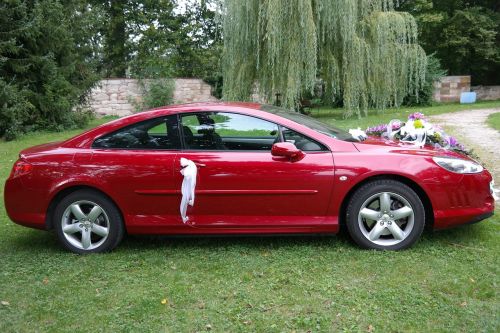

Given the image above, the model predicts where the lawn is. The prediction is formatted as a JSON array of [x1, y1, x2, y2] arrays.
[[487, 111, 500, 132], [309, 100, 500, 130], [0, 103, 499, 332]]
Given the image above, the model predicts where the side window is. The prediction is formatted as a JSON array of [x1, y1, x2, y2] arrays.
[[180, 112, 279, 151], [282, 127, 327, 151], [93, 115, 181, 150]]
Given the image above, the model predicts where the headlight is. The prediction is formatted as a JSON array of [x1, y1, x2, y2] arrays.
[[432, 156, 483, 174]]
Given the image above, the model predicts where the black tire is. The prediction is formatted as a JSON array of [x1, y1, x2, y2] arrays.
[[54, 189, 124, 254], [346, 180, 425, 250]]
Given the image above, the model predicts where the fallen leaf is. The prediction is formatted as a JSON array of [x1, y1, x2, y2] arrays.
[[460, 301, 467, 307], [42, 277, 49, 285], [243, 320, 252, 325], [469, 278, 475, 283], [1, 301, 9, 306], [161, 298, 168, 305], [367, 324, 374, 332], [197, 301, 205, 309], [205, 324, 212, 330]]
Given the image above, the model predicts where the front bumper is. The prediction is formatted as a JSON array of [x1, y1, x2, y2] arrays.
[[427, 171, 495, 230]]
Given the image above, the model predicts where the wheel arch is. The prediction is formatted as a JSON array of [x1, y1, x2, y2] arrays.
[[45, 185, 126, 231], [338, 174, 434, 230]]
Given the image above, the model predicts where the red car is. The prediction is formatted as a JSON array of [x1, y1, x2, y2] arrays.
[[4, 102, 495, 253]]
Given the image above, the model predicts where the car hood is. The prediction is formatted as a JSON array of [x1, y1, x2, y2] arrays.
[[354, 136, 470, 159]]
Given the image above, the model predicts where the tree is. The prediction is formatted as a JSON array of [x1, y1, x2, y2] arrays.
[[0, 0, 100, 139], [103, 1, 128, 77], [220, 0, 427, 116], [397, 0, 500, 85]]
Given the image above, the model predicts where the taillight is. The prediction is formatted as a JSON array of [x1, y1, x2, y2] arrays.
[[10, 160, 33, 178]]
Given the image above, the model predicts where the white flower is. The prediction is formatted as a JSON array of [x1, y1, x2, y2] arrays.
[[349, 128, 367, 141]]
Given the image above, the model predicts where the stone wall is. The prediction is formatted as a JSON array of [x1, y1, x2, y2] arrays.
[[471, 86, 500, 101], [89, 78, 218, 117], [433, 76, 471, 102]]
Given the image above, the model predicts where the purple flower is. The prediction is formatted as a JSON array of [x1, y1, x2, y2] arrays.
[[408, 112, 425, 120], [447, 136, 458, 147], [366, 124, 387, 135], [391, 121, 402, 130]]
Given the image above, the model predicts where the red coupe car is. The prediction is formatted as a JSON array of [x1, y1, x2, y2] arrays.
[[4, 102, 495, 253]]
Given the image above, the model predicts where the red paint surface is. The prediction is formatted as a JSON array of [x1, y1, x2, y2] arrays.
[[4, 102, 495, 235]]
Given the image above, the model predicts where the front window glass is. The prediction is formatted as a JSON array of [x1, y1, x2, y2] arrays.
[[261, 105, 356, 141], [93, 115, 181, 149], [180, 112, 279, 150], [282, 127, 327, 151]]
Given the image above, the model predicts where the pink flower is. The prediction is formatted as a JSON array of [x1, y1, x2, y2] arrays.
[[408, 112, 425, 120]]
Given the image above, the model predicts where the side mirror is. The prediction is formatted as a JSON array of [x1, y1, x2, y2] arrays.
[[271, 142, 305, 162]]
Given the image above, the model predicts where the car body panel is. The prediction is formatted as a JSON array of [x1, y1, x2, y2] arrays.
[[4, 102, 495, 236]]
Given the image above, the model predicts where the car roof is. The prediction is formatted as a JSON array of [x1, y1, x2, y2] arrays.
[[62, 102, 264, 148]]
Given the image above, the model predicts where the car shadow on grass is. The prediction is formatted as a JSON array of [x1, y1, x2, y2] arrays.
[[3, 221, 491, 254]]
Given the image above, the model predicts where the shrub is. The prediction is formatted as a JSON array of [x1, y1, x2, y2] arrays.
[[133, 78, 175, 112]]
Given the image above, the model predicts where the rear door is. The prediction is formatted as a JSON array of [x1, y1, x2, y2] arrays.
[[175, 111, 335, 228]]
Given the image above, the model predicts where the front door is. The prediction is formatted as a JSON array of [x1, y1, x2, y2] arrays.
[[175, 111, 335, 228]]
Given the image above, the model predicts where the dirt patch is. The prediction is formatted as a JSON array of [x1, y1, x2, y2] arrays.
[[429, 108, 500, 180]]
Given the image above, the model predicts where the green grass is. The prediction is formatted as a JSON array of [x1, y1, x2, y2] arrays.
[[310, 100, 500, 130], [487, 111, 500, 132], [0, 107, 499, 332]]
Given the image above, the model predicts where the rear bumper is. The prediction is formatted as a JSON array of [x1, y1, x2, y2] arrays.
[[4, 177, 47, 230]]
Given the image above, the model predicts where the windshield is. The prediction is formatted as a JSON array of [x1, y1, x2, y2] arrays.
[[261, 105, 356, 142]]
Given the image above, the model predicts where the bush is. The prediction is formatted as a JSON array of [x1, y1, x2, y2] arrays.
[[133, 78, 175, 112]]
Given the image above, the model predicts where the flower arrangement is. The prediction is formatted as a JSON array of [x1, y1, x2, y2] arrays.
[[363, 112, 470, 156]]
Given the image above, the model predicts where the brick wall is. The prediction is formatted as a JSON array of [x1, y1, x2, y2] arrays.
[[89, 78, 218, 117], [433, 76, 471, 102], [471, 86, 500, 101]]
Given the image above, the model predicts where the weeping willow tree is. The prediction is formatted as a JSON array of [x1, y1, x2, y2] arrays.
[[220, 0, 427, 117]]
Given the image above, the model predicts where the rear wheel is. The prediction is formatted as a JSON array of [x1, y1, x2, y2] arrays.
[[54, 190, 124, 254], [346, 180, 425, 250]]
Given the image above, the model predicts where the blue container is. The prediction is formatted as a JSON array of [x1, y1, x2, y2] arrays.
[[460, 92, 476, 104]]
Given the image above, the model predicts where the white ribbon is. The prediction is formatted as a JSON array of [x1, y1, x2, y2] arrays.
[[398, 120, 434, 148], [491, 180, 500, 201], [180, 158, 197, 223], [349, 127, 367, 141], [383, 119, 402, 140]]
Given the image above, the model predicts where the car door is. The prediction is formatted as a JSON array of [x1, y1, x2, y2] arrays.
[[175, 111, 335, 228], [89, 115, 181, 228]]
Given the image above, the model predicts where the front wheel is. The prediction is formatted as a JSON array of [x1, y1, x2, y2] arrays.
[[346, 180, 425, 250], [54, 190, 124, 254]]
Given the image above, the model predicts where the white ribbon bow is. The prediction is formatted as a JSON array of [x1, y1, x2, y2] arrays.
[[180, 158, 197, 223]]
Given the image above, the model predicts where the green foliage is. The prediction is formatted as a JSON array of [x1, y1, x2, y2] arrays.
[[398, 0, 500, 85], [0, 0, 99, 140], [221, 0, 427, 117], [404, 53, 447, 106], [101, 0, 222, 83], [103, 1, 128, 77], [133, 78, 175, 112]]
